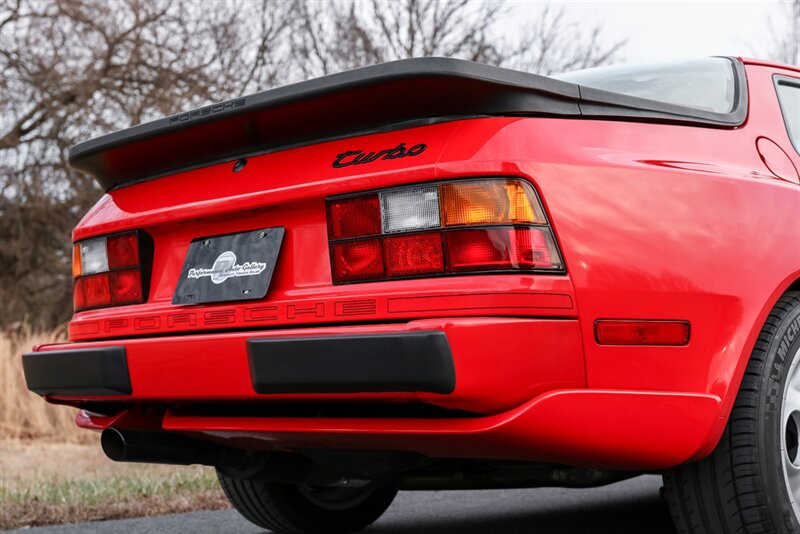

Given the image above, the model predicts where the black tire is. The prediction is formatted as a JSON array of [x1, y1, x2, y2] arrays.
[[663, 290, 800, 534], [217, 470, 398, 534]]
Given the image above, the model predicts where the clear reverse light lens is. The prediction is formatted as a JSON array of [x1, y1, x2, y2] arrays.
[[380, 186, 440, 234], [80, 237, 108, 275]]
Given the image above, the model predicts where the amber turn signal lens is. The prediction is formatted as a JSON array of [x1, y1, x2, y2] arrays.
[[441, 179, 546, 227], [72, 244, 82, 278]]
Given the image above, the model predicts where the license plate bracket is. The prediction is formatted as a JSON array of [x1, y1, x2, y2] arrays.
[[172, 227, 284, 305]]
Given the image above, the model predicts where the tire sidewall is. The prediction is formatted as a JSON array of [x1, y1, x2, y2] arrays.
[[759, 299, 800, 533], [271, 483, 398, 533]]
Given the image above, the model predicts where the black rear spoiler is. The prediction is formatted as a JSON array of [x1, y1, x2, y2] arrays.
[[69, 57, 747, 191]]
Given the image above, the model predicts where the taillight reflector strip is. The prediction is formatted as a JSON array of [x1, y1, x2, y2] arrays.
[[327, 178, 564, 283]]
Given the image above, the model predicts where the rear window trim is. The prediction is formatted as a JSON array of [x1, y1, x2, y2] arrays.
[[574, 57, 748, 127], [773, 74, 800, 156]]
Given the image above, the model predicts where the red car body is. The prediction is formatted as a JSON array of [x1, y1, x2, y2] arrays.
[[24, 58, 800, 480]]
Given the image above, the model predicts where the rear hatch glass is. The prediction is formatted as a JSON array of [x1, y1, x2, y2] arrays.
[[554, 57, 738, 114]]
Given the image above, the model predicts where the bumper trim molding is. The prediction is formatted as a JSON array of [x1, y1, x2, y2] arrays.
[[247, 331, 455, 394], [23, 346, 132, 396]]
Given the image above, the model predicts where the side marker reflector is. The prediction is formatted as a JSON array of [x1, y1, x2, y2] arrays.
[[595, 320, 690, 346]]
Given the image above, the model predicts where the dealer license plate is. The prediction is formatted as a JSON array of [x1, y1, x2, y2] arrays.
[[172, 227, 284, 305]]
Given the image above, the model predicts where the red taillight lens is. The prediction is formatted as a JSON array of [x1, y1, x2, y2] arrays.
[[595, 320, 690, 346], [73, 231, 146, 312], [332, 239, 384, 282], [385, 233, 444, 277], [446, 228, 512, 271], [447, 227, 561, 272], [74, 273, 111, 310], [327, 195, 381, 239], [516, 227, 559, 269], [326, 178, 564, 283], [110, 269, 143, 305], [107, 233, 139, 269]]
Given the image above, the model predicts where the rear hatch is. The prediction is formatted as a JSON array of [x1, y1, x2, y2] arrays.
[[70, 120, 489, 340], [67, 57, 744, 341]]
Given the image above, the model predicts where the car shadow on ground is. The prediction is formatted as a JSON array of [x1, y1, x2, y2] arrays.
[[374, 484, 677, 533]]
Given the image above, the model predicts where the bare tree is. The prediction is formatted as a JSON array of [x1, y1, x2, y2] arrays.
[[509, 5, 626, 75], [290, 0, 626, 78], [292, 0, 505, 77], [1, 0, 625, 329], [769, 0, 800, 66], [0, 0, 295, 329]]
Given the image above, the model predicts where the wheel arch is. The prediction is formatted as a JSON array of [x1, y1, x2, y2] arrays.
[[694, 270, 800, 461]]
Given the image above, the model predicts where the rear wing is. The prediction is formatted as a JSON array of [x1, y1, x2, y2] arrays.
[[69, 57, 747, 191]]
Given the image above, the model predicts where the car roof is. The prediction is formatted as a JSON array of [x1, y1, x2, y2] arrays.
[[739, 57, 800, 74]]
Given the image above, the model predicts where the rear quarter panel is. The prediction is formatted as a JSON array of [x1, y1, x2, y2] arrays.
[[436, 64, 799, 457]]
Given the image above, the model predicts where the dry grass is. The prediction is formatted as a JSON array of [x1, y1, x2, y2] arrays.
[[0, 439, 228, 529], [0, 325, 90, 443], [0, 327, 230, 529]]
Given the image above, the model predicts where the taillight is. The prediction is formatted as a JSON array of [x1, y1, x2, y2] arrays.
[[326, 178, 564, 283], [72, 231, 148, 312]]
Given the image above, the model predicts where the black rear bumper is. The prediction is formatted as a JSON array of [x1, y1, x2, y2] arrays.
[[248, 331, 455, 394], [23, 331, 456, 397], [23, 346, 132, 396]]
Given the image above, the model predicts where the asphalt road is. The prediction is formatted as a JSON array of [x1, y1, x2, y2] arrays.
[[13, 475, 676, 534]]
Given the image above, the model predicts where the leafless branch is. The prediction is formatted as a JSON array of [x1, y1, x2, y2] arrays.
[[0, 0, 625, 329], [768, 0, 800, 65]]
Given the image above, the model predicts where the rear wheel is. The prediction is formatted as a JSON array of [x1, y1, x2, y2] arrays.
[[663, 291, 800, 534], [217, 471, 397, 534]]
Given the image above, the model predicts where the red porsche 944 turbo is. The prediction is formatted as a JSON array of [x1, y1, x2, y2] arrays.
[[23, 57, 800, 533]]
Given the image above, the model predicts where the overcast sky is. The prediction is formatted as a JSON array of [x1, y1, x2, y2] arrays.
[[509, 1, 788, 62]]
